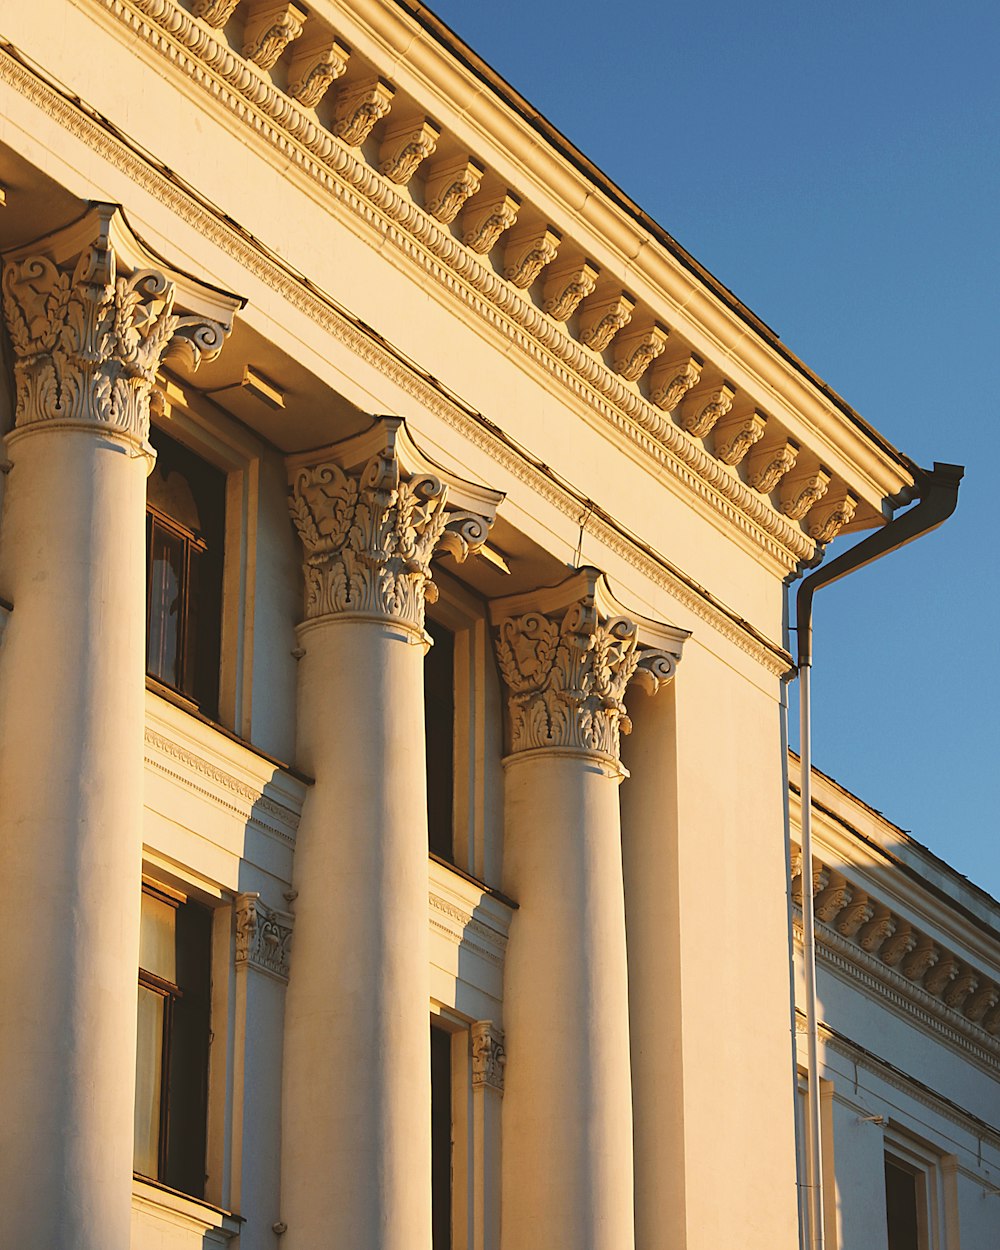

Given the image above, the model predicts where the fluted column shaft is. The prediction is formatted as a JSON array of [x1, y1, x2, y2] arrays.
[[492, 570, 683, 1250], [0, 207, 236, 1250], [280, 420, 500, 1250]]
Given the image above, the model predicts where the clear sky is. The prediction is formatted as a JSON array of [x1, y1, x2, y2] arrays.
[[424, 0, 1000, 895]]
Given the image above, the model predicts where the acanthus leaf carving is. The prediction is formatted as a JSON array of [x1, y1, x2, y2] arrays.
[[612, 323, 669, 384], [502, 225, 561, 290], [857, 909, 896, 954], [471, 1021, 506, 1093], [192, 0, 240, 27], [286, 417, 499, 630], [834, 895, 875, 938], [1, 205, 236, 444], [880, 925, 918, 967], [648, 354, 702, 414], [814, 880, 852, 924], [235, 892, 294, 982], [679, 382, 736, 439], [424, 156, 485, 225], [806, 489, 859, 544], [378, 117, 441, 185], [287, 35, 350, 109], [713, 410, 767, 467], [331, 76, 395, 147], [942, 967, 978, 1010], [492, 569, 685, 763], [578, 291, 635, 353], [241, 1, 307, 72], [541, 257, 598, 322], [462, 191, 520, 255], [780, 466, 831, 521], [923, 954, 960, 997], [965, 984, 1000, 1023], [901, 939, 940, 982], [747, 438, 799, 494]]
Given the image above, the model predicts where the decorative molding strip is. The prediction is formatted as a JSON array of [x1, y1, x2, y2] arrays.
[[143, 726, 301, 844], [791, 847, 1000, 1056], [428, 892, 508, 968], [814, 1019, 1000, 1149], [0, 40, 793, 672], [471, 1021, 506, 1093], [235, 891, 293, 982]]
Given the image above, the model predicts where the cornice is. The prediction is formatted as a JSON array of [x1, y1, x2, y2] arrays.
[[800, 1015, 1000, 1152], [791, 848, 1000, 1071], [81, 0, 852, 570], [0, 41, 790, 675]]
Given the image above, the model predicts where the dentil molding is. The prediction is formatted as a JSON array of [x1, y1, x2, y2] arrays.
[[286, 416, 503, 631], [491, 567, 687, 762], [1, 204, 239, 446]]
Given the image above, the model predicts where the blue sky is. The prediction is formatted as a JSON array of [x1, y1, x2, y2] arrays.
[[425, 0, 1000, 895]]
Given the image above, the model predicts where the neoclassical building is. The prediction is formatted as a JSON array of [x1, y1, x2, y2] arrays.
[[0, 2, 995, 1249]]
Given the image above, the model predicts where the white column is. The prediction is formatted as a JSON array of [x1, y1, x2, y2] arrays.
[[280, 419, 500, 1250], [491, 569, 685, 1250], [0, 206, 237, 1250]]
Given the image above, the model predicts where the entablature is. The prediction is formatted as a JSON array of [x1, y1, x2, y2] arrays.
[[67, 0, 916, 573]]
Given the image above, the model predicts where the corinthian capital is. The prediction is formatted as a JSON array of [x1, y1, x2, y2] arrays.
[[490, 568, 687, 762], [1, 204, 240, 446], [287, 417, 503, 631]]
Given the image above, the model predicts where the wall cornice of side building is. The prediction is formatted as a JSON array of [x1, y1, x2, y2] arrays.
[[43, 0, 915, 575], [790, 756, 1000, 1074]]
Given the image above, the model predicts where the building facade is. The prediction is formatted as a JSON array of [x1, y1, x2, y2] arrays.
[[0, 1, 994, 1248]]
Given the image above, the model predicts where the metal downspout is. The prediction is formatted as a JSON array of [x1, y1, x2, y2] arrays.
[[794, 461, 963, 1250]]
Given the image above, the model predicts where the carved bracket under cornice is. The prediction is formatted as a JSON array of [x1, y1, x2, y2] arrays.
[[242, 1, 307, 72], [235, 892, 294, 983], [287, 33, 350, 109], [542, 256, 598, 322], [286, 416, 503, 631], [424, 155, 485, 225], [792, 846, 1000, 1039], [1, 204, 240, 447], [332, 76, 395, 147], [462, 190, 521, 255], [471, 1021, 506, 1093], [490, 567, 687, 762], [378, 116, 441, 185]]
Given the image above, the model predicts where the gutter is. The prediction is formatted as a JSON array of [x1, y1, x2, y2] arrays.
[[793, 461, 963, 1250]]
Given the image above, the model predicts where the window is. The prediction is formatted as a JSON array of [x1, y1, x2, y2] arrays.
[[431, 1021, 454, 1250], [885, 1154, 925, 1250], [134, 884, 212, 1197], [146, 426, 226, 718], [425, 618, 456, 862]]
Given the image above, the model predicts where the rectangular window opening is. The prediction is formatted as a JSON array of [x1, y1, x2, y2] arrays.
[[431, 1022, 453, 1250], [425, 618, 455, 863], [146, 426, 226, 719], [885, 1153, 926, 1250], [135, 885, 212, 1198]]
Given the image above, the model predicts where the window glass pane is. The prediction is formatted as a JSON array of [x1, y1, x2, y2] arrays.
[[140, 891, 177, 983], [431, 1024, 453, 1250], [885, 1156, 921, 1250], [425, 620, 455, 862], [134, 984, 165, 1178], [147, 521, 184, 690]]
